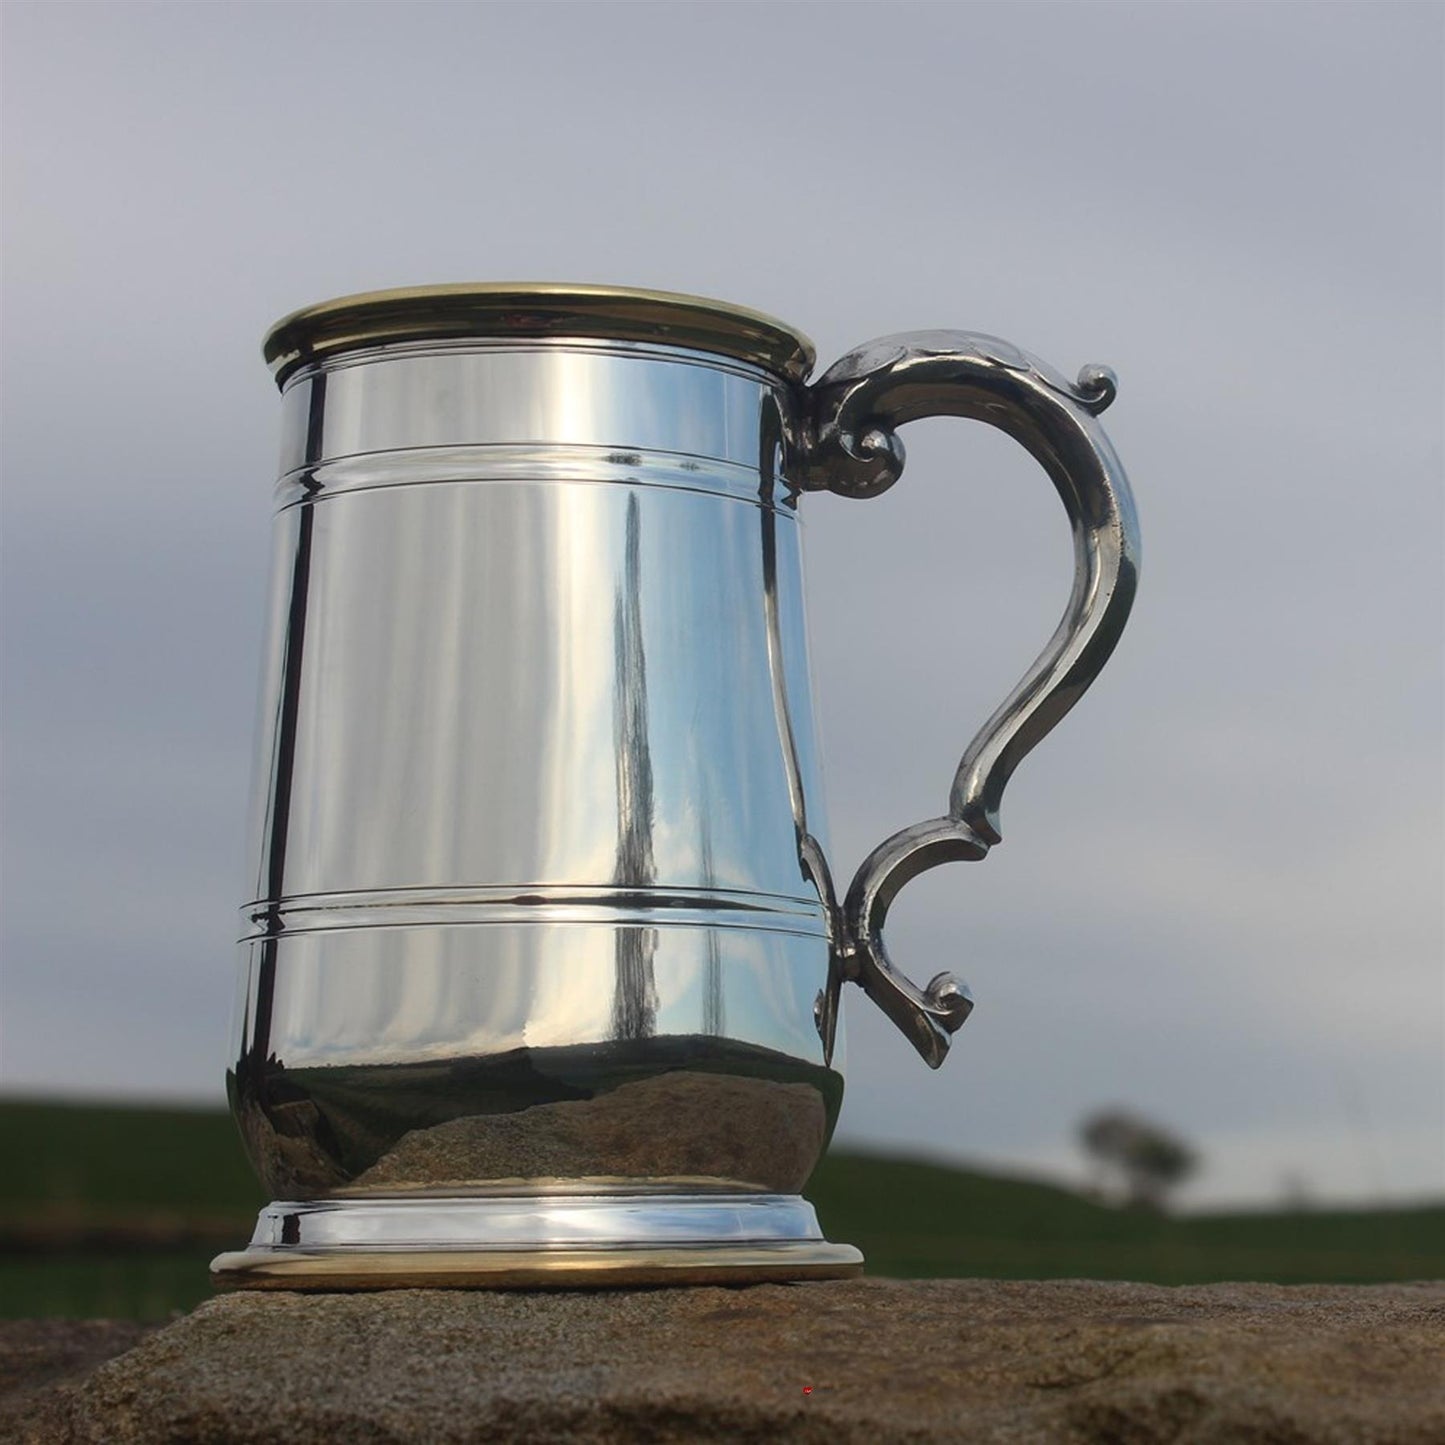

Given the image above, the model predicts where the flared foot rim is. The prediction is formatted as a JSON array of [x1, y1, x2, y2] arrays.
[[210, 1240, 864, 1290]]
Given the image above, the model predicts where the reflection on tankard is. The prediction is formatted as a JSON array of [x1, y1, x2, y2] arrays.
[[212, 285, 1139, 1288]]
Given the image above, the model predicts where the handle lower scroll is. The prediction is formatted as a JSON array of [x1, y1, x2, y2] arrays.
[[799, 331, 1140, 1067]]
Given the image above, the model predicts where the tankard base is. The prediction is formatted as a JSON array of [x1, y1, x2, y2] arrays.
[[210, 1192, 864, 1290], [210, 1240, 863, 1290]]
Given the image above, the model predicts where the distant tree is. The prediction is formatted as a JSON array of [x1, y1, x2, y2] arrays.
[[1279, 1172, 1315, 1212], [1078, 1108, 1198, 1211]]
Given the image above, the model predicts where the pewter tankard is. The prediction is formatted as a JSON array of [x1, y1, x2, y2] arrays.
[[214, 285, 1138, 1289]]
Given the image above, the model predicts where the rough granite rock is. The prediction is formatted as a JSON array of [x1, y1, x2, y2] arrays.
[[15, 1280, 1445, 1444], [0, 1320, 157, 1444]]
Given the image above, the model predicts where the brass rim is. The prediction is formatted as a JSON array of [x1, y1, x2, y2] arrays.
[[211, 1241, 863, 1291], [262, 283, 816, 388]]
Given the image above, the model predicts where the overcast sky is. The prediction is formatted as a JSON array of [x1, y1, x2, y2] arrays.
[[2, 1, 1441, 1208]]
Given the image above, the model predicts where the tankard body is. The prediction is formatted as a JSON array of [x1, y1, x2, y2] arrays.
[[218, 286, 1138, 1288]]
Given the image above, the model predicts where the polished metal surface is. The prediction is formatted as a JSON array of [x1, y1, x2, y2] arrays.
[[210, 1241, 864, 1291], [213, 1190, 861, 1291], [263, 283, 815, 387], [798, 331, 1140, 1067], [225, 291, 1139, 1287], [232, 339, 840, 1216], [244, 1193, 826, 1248]]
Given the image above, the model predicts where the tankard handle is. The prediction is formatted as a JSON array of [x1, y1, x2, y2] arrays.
[[796, 332, 1140, 1068]]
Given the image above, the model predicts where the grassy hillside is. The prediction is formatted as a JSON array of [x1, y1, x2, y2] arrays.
[[808, 1152, 1444, 1285], [1, 1098, 266, 1221], [2, 1099, 1439, 1319]]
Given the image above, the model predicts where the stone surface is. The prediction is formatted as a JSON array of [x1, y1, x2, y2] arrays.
[[0, 1320, 157, 1443], [13, 1279, 1445, 1444]]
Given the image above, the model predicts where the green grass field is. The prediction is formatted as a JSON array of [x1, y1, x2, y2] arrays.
[[2, 1099, 1439, 1319]]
